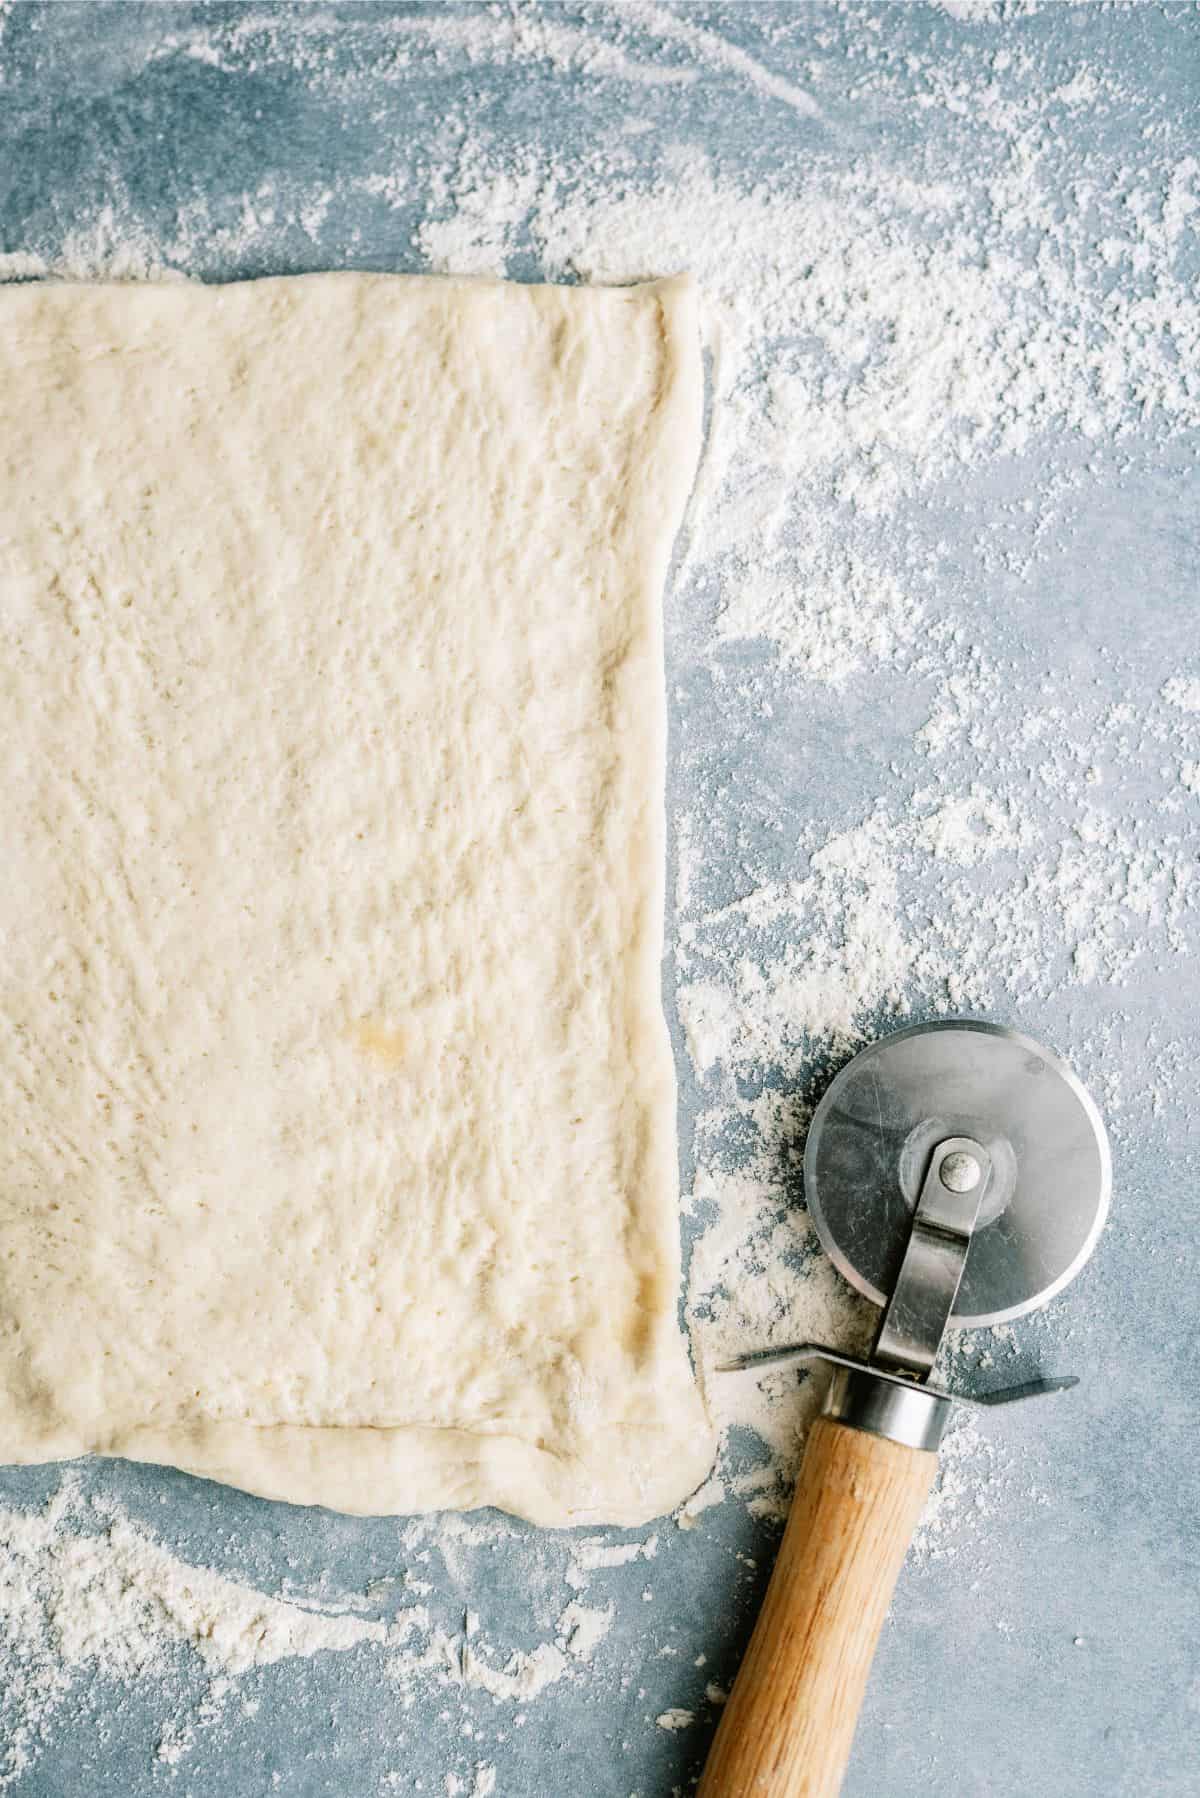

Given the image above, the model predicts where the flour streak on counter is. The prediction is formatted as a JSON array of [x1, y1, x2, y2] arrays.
[[0, 1479, 642, 1785], [0, 0, 1197, 1789], [0, 1479, 413, 1785]]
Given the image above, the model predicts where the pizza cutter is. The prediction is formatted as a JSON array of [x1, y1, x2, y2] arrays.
[[698, 1019, 1110, 1798]]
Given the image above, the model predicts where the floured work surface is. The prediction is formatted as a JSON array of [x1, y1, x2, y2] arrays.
[[0, 272, 713, 1527]]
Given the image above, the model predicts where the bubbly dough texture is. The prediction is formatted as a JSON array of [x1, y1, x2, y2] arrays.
[[0, 272, 714, 1526]]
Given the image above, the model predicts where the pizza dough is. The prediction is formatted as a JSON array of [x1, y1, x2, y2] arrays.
[[0, 272, 715, 1526]]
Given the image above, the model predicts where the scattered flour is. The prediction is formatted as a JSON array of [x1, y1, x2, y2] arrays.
[[1163, 675, 1200, 713], [0, 0, 1194, 1786], [571, 1535, 658, 1573], [556, 1600, 615, 1662], [621, 0, 821, 118], [0, 1479, 412, 1786], [444, 1763, 497, 1798], [458, 1638, 567, 1703], [676, 1473, 726, 1529]]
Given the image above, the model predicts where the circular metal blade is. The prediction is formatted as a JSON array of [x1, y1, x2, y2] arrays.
[[804, 1019, 1111, 1329]]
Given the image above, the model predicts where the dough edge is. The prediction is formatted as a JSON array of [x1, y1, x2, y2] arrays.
[[80, 1412, 715, 1528]]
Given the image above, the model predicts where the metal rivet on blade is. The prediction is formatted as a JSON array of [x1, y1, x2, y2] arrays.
[[939, 1150, 982, 1193]]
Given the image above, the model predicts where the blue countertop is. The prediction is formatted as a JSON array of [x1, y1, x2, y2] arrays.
[[0, 5, 1197, 1796]]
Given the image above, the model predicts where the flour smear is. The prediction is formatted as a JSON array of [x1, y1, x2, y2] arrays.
[[0, 0, 1196, 1787]]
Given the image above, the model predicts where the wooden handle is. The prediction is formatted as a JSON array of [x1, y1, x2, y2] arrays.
[[697, 1416, 937, 1798]]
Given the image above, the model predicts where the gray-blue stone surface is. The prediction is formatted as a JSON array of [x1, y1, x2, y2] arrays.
[[0, 5, 1196, 1796]]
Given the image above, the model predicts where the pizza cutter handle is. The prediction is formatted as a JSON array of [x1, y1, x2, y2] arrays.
[[697, 1412, 938, 1798]]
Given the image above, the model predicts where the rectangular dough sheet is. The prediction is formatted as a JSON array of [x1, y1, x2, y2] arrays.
[[0, 272, 715, 1526]]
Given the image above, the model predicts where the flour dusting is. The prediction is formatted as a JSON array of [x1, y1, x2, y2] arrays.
[[0, 0, 1194, 1788], [0, 1479, 412, 1785]]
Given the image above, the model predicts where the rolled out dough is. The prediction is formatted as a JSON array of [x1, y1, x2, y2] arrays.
[[0, 272, 715, 1526]]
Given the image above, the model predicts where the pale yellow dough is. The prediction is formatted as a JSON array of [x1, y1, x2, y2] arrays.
[[0, 272, 715, 1526]]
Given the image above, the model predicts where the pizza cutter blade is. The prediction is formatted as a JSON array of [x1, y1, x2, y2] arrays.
[[697, 1019, 1110, 1798], [805, 1017, 1110, 1334]]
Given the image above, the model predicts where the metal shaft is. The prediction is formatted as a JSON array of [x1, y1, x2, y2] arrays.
[[823, 1364, 952, 1452], [872, 1135, 991, 1380]]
